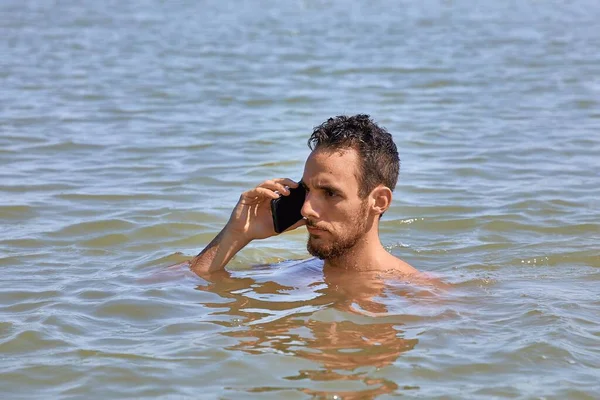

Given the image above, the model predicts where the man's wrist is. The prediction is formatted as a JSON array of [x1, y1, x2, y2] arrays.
[[190, 226, 252, 275], [220, 225, 252, 253]]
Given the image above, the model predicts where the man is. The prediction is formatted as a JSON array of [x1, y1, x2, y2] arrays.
[[189, 114, 418, 276]]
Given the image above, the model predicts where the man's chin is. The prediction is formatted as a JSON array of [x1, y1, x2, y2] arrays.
[[307, 238, 343, 260], [308, 249, 328, 260], [307, 238, 328, 259], [306, 229, 366, 260]]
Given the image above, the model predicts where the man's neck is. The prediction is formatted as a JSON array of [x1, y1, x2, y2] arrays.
[[322, 230, 418, 275], [322, 232, 389, 272]]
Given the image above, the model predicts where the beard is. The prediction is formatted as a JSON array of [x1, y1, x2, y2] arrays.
[[306, 202, 369, 260]]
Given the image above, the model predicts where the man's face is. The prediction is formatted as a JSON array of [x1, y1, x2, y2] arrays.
[[300, 147, 371, 259]]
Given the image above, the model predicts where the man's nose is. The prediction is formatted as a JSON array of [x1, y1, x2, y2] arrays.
[[301, 191, 318, 220]]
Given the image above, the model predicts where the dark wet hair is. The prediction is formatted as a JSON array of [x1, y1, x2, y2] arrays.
[[308, 114, 400, 198]]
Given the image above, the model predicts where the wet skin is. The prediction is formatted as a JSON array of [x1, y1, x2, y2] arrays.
[[187, 146, 417, 276], [300, 147, 418, 274]]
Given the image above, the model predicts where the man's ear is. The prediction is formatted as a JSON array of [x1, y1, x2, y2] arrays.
[[370, 185, 392, 216]]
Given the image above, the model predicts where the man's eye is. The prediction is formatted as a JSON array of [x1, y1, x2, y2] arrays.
[[326, 190, 337, 197]]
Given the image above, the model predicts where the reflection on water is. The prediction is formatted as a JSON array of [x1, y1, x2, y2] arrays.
[[3, 0, 600, 396], [192, 260, 433, 398]]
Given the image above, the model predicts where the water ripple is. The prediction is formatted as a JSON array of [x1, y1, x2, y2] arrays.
[[1, 0, 600, 397]]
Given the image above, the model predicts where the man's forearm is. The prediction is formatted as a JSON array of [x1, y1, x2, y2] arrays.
[[189, 227, 250, 275]]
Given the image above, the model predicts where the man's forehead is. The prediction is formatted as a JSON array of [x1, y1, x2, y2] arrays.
[[302, 147, 360, 182]]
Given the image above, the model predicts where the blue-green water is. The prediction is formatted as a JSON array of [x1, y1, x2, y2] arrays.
[[1, 0, 599, 398]]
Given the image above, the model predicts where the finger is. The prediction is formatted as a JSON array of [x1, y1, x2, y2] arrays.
[[272, 178, 299, 189], [259, 180, 291, 195], [283, 217, 307, 233], [264, 178, 299, 189], [262, 178, 301, 195], [241, 187, 280, 203]]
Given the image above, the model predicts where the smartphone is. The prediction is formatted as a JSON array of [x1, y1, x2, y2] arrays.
[[271, 182, 306, 234]]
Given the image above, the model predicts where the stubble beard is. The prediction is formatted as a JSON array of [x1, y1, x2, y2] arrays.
[[306, 202, 369, 260]]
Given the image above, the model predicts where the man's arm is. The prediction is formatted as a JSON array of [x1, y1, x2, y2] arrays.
[[189, 178, 305, 276], [189, 227, 249, 275]]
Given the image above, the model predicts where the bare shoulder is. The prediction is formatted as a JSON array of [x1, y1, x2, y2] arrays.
[[388, 254, 419, 276], [388, 256, 449, 288]]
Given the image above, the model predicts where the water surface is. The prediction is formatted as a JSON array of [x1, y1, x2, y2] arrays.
[[1, 0, 600, 398]]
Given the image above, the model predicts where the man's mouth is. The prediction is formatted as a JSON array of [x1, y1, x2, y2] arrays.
[[306, 222, 327, 234]]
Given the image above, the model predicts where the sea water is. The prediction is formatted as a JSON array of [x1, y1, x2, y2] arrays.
[[1, 0, 599, 398]]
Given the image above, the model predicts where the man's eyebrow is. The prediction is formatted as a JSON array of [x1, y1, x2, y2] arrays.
[[313, 182, 343, 192]]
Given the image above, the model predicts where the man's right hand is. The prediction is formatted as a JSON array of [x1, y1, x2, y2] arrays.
[[225, 178, 305, 241], [189, 178, 306, 276]]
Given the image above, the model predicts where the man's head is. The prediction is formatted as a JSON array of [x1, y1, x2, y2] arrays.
[[301, 115, 400, 260], [307, 114, 399, 198]]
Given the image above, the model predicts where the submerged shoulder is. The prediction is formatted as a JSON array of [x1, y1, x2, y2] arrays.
[[388, 257, 449, 288], [386, 254, 419, 276]]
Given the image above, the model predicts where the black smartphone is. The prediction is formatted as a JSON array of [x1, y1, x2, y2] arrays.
[[270, 182, 306, 234]]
